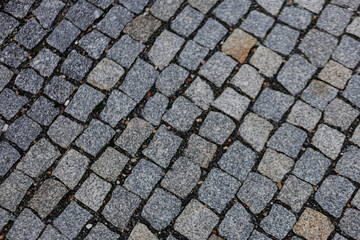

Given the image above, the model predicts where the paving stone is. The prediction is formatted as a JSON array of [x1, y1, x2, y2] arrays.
[[256, 0, 284, 15], [352, 124, 360, 147], [97, 5, 133, 38], [7, 208, 44, 240], [142, 188, 182, 230], [5, 116, 41, 150], [258, 148, 294, 182], [84, 222, 120, 240], [222, 29, 257, 64], [293, 208, 334, 240], [128, 223, 158, 240], [53, 149, 89, 189], [141, 92, 169, 125], [0, 141, 20, 176], [231, 64, 264, 99], [38, 224, 67, 240], [16, 138, 60, 178], [27, 97, 59, 126], [317, 4, 352, 36], [0, 119, 5, 131], [171, 5, 204, 37], [0, 88, 28, 120], [15, 69, 43, 94], [250, 45, 283, 77], [333, 233, 349, 240], [4, 0, 35, 18], [163, 96, 202, 132], [184, 134, 217, 169], [253, 88, 294, 122], [294, 0, 325, 13], [14, 18, 46, 50], [278, 6, 312, 30], [315, 175, 355, 217], [107, 35, 144, 68], [343, 75, 360, 107], [324, 98, 358, 131], [79, 30, 110, 59], [0, 170, 33, 211], [319, 60, 352, 89], [188, 0, 218, 14], [53, 201, 92, 239], [214, 0, 251, 25], [30, 48, 60, 77], [0, 208, 11, 230], [346, 17, 360, 38], [199, 111, 235, 145], [174, 199, 218, 240], [61, 50, 92, 81], [102, 186, 141, 230], [179, 40, 209, 70], [75, 173, 111, 211], [239, 113, 273, 152], [218, 141, 256, 181], [120, 59, 159, 102], [199, 52, 237, 87], [76, 119, 115, 156], [208, 235, 223, 240], [116, 117, 153, 156], [301, 80, 338, 111], [150, 0, 184, 21], [184, 77, 214, 110], [352, 190, 360, 209], [47, 115, 83, 148], [124, 159, 163, 199], [0, 64, 13, 91], [333, 35, 360, 69], [199, 168, 241, 213], [44, 76, 75, 104], [336, 146, 360, 183], [278, 175, 313, 212], [268, 123, 307, 158], [91, 147, 128, 182], [312, 124, 345, 160], [46, 20, 80, 53], [124, 14, 162, 43], [155, 64, 188, 97], [249, 231, 271, 240], [87, 0, 113, 9], [33, 0, 65, 28], [65, 84, 105, 122], [29, 179, 68, 218], [340, 208, 360, 240], [299, 29, 338, 67], [87, 58, 124, 90], [293, 148, 331, 185], [118, 0, 148, 13], [0, 12, 18, 44], [100, 90, 137, 127], [260, 204, 296, 239], [66, 0, 102, 31], [0, 43, 29, 68], [237, 172, 277, 214], [219, 204, 254, 240], [332, 0, 360, 8], [265, 24, 300, 55], [194, 19, 228, 50], [149, 30, 184, 70], [143, 125, 182, 168], [161, 157, 201, 198], [240, 10, 274, 38]]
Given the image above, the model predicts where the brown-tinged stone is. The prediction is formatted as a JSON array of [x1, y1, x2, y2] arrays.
[[222, 29, 257, 64], [293, 208, 334, 240], [124, 15, 162, 43]]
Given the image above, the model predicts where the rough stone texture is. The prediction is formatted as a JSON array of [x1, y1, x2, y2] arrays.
[[184, 77, 214, 110], [294, 0, 325, 13], [237, 173, 277, 214], [264, 24, 300, 55], [319, 60, 352, 90], [0, 207, 11, 231], [0, 64, 13, 91], [61, 50, 92, 81], [141, 93, 169, 125], [332, 35, 360, 69], [315, 175, 355, 217], [128, 223, 158, 240], [150, 0, 184, 21], [124, 14, 162, 43], [301, 80, 338, 111], [31, 48, 60, 77], [317, 4, 352, 36], [293, 208, 335, 240], [156, 64, 188, 97], [250, 45, 283, 77], [279, 6, 312, 30], [161, 157, 201, 198], [256, 0, 284, 15], [84, 223, 120, 240], [287, 100, 322, 131], [38, 225, 67, 240], [312, 124, 345, 160], [14, 18, 46, 49], [27, 96, 59, 126], [240, 10, 275, 39], [33, 0, 65, 28], [336, 146, 360, 184], [79, 30, 110, 59], [0, 88, 28, 120], [179, 40, 209, 70], [214, 0, 251, 25], [0, 141, 20, 176], [188, 0, 218, 14], [65, 0, 101, 31], [343, 75, 360, 107], [44, 76, 75, 104], [46, 20, 80, 53], [15, 69, 44, 94], [0, 43, 29, 68], [346, 17, 360, 38], [194, 19, 228, 50], [231, 64, 264, 99], [171, 5, 204, 37], [142, 188, 182, 230], [0, 12, 18, 45], [340, 208, 360, 240], [174, 199, 219, 240], [87, 58, 124, 90], [324, 98, 358, 131], [184, 134, 217, 169]]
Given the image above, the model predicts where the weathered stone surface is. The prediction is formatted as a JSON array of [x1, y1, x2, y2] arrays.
[[87, 58, 124, 90], [222, 29, 257, 63]]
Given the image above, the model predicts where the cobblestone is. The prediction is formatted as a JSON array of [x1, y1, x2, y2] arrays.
[[194, 19, 228, 50]]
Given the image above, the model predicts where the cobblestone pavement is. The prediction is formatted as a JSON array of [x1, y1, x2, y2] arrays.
[[0, 0, 360, 239]]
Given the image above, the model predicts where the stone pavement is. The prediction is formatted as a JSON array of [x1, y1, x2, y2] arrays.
[[0, 0, 360, 239]]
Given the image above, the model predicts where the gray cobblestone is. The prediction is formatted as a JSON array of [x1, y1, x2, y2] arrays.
[[46, 20, 80, 53], [184, 77, 214, 110], [27, 97, 59, 126], [141, 93, 169, 125], [301, 80, 338, 111], [31, 49, 60, 77], [156, 64, 188, 97], [264, 24, 299, 55], [7, 208, 44, 240], [317, 4, 352, 36], [336, 146, 360, 183], [279, 6, 312, 30], [240, 10, 274, 38], [312, 124, 345, 160], [171, 6, 204, 37], [179, 40, 209, 70], [332, 35, 360, 69], [0, 141, 20, 176], [194, 19, 228, 50], [14, 18, 46, 50], [61, 50, 92, 81], [87, 58, 124, 90], [214, 0, 251, 25], [79, 30, 110, 59], [184, 134, 217, 169], [0, 88, 28, 120]]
